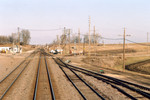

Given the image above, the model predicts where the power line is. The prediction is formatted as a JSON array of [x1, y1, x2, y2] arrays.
[[77, 33, 123, 40], [69, 32, 150, 46], [101, 37, 123, 40], [20, 28, 62, 31], [125, 39, 150, 46]]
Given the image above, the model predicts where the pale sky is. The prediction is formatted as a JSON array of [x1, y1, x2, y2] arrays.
[[0, 0, 150, 44]]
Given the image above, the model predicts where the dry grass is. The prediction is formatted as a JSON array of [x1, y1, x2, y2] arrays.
[[51, 43, 150, 73]]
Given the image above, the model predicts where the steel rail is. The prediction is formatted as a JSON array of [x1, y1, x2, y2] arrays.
[[54, 58, 136, 100], [0, 51, 36, 99], [57, 58, 150, 99], [33, 53, 41, 100], [44, 55, 55, 100], [59, 65, 87, 100], [52, 58, 86, 100], [66, 66, 137, 100], [61, 63, 105, 100], [0, 60, 25, 83], [67, 62, 150, 91], [54, 58, 106, 100], [0, 51, 36, 83], [65, 64, 150, 99], [0, 60, 31, 100]]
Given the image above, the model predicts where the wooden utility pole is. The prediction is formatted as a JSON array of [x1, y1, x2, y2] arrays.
[[83, 36, 85, 55], [57, 35, 60, 48], [93, 26, 96, 56], [88, 16, 91, 57], [74, 34, 77, 56], [68, 29, 71, 54], [78, 28, 80, 44], [147, 32, 149, 53], [64, 27, 66, 55], [94, 26, 96, 45], [78, 28, 80, 55], [119, 28, 131, 70], [123, 28, 126, 70], [18, 27, 20, 53], [12, 33, 15, 53]]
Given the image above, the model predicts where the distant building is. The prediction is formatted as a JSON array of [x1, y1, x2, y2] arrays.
[[0, 47, 11, 53], [11, 45, 22, 53], [0, 45, 22, 54]]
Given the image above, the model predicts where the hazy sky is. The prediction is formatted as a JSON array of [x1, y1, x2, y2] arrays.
[[0, 0, 150, 44]]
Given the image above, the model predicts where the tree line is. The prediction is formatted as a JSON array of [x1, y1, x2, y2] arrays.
[[0, 29, 31, 45], [57, 33, 101, 45]]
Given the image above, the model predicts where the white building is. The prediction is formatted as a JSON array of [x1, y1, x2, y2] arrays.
[[0, 46, 22, 53], [0, 47, 10, 52]]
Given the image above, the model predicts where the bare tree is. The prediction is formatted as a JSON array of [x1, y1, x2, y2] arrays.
[[70, 34, 82, 43], [0, 30, 31, 45], [0, 35, 14, 44], [84, 33, 101, 44], [11, 33, 18, 44], [21, 29, 31, 45], [60, 34, 67, 45]]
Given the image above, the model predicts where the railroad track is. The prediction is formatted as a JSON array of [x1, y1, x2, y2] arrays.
[[53, 57, 150, 100], [0, 50, 38, 100], [52, 57, 105, 100], [33, 50, 55, 100]]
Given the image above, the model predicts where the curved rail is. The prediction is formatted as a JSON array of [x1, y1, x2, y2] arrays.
[[53, 57, 105, 100], [56, 57, 150, 99], [67, 62, 150, 91], [58, 65, 86, 100], [65, 64, 150, 99]]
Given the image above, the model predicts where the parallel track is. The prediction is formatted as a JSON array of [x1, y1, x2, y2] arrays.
[[0, 50, 37, 100], [54, 57, 150, 100], [53, 57, 105, 100]]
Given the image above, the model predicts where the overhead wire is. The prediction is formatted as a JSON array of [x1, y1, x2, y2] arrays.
[[20, 27, 150, 46], [125, 39, 150, 46], [20, 28, 62, 31]]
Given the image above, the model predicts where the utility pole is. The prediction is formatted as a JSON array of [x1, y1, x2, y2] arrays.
[[83, 36, 85, 55], [78, 28, 80, 55], [57, 35, 60, 48], [147, 32, 149, 53], [123, 28, 126, 70], [94, 26, 96, 45], [12, 33, 15, 53], [64, 27, 66, 55], [74, 34, 77, 56], [78, 28, 80, 44], [93, 25, 96, 56], [118, 28, 131, 70], [88, 16, 91, 57], [68, 29, 71, 54], [18, 27, 20, 53]]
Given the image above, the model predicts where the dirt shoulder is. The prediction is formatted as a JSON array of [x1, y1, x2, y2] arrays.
[[0, 54, 25, 80], [0, 50, 35, 81]]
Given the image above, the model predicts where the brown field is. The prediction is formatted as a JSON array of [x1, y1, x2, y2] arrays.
[[50, 43, 150, 74]]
